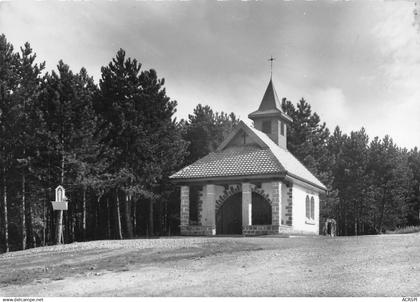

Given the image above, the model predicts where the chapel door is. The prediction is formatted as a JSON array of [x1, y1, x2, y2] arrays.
[[216, 193, 242, 234]]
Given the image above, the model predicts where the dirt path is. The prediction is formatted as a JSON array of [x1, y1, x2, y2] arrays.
[[1, 234, 419, 296]]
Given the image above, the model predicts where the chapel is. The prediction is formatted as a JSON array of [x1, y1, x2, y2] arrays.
[[170, 79, 327, 236]]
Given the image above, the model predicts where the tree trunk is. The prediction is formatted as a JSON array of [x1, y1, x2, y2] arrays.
[[43, 190, 46, 246], [27, 193, 34, 249], [115, 191, 122, 240], [124, 193, 133, 238], [354, 199, 357, 236], [157, 199, 161, 235], [378, 202, 386, 234], [354, 219, 358, 236], [2, 168, 9, 252], [165, 199, 168, 235], [71, 202, 75, 243], [45, 152, 51, 246], [95, 196, 99, 238], [106, 197, 111, 239], [132, 197, 136, 236], [378, 192, 386, 233], [149, 199, 154, 236], [82, 187, 86, 240], [21, 172, 26, 250]]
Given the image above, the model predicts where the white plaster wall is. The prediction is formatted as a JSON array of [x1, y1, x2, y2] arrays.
[[292, 183, 319, 234]]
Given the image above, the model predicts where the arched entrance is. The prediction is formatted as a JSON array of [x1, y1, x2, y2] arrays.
[[216, 192, 272, 235], [216, 192, 242, 235], [252, 192, 272, 225]]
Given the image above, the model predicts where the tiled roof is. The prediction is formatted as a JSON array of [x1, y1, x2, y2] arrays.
[[249, 125, 326, 190], [171, 145, 283, 179], [170, 121, 327, 191]]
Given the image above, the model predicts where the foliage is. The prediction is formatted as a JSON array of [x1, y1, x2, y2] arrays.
[[385, 225, 420, 234], [1, 33, 420, 253], [182, 104, 238, 164]]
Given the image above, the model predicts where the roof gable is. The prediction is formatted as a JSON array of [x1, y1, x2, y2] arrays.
[[171, 120, 326, 191], [217, 121, 267, 151]]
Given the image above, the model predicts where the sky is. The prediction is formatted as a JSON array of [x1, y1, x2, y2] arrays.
[[1, 0, 420, 149]]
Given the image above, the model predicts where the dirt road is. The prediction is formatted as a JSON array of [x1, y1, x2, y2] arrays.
[[1, 233, 419, 296]]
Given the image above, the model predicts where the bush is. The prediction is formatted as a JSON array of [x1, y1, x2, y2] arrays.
[[385, 225, 420, 234]]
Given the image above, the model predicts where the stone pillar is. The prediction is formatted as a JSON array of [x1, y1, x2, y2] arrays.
[[202, 184, 216, 235], [286, 185, 293, 226], [180, 186, 190, 227], [242, 183, 252, 227], [272, 182, 282, 227]]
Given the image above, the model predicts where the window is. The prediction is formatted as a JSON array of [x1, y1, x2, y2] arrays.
[[262, 120, 271, 134], [306, 195, 315, 222], [305, 195, 310, 219], [310, 197, 315, 220], [280, 121, 284, 136]]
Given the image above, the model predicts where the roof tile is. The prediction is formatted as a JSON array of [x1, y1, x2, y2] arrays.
[[171, 145, 283, 179], [170, 122, 327, 191]]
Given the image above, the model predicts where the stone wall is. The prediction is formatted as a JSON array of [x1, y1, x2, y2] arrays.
[[242, 224, 294, 236], [271, 182, 281, 226], [286, 185, 293, 226], [180, 186, 189, 227], [180, 225, 215, 236]]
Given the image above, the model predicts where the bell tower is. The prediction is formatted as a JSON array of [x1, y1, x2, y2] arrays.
[[248, 79, 292, 149]]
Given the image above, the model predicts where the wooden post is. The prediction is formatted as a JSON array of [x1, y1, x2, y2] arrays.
[[56, 155, 65, 245]]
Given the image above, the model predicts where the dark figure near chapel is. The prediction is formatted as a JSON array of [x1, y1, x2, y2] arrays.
[[324, 218, 337, 237]]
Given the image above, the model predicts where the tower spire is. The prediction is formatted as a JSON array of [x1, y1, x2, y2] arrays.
[[248, 74, 293, 149], [268, 56, 275, 78]]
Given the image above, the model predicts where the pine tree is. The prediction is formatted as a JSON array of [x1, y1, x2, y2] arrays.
[[367, 136, 412, 232], [38, 61, 98, 244], [95, 49, 188, 237], [407, 148, 420, 225], [0, 34, 20, 252], [183, 104, 238, 164], [13, 42, 45, 249]]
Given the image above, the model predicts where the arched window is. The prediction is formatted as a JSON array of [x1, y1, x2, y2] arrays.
[[310, 196, 315, 220], [305, 195, 310, 219]]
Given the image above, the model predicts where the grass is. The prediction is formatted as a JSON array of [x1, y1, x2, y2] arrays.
[[385, 225, 420, 234]]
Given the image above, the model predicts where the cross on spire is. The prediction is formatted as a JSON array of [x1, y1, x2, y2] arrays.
[[268, 56, 275, 78]]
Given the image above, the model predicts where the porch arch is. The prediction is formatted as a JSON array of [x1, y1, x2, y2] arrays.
[[215, 186, 273, 234], [215, 185, 272, 213]]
